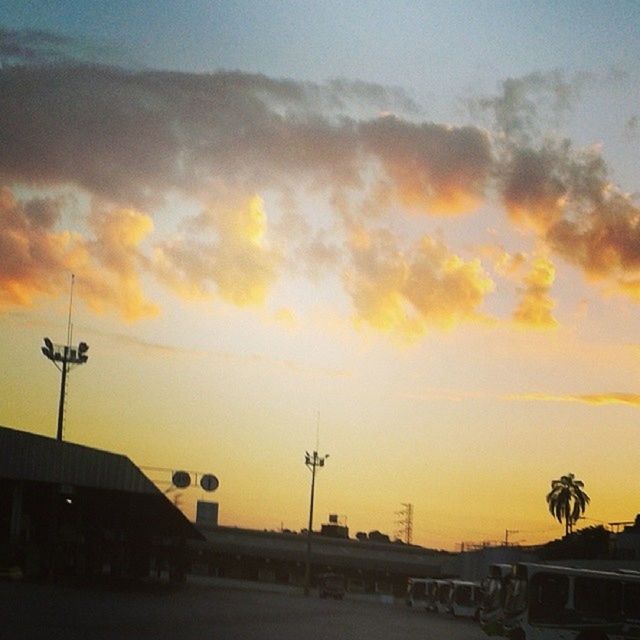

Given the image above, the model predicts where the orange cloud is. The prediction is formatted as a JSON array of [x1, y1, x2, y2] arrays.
[[548, 194, 640, 281], [513, 255, 558, 328], [503, 148, 568, 233], [506, 392, 640, 406], [0, 187, 157, 320], [405, 237, 494, 327], [82, 208, 159, 320], [359, 116, 492, 215], [500, 140, 640, 302], [0, 187, 74, 307], [344, 227, 494, 339], [153, 196, 282, 307]]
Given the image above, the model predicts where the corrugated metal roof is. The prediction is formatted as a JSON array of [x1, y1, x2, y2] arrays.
[[0, 425, 159, 494]]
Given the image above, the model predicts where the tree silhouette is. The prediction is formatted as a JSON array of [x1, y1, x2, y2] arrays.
[[546, 473, 590, 536]]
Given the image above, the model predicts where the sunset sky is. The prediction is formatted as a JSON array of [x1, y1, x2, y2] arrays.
[[1, 1, 639, 550]]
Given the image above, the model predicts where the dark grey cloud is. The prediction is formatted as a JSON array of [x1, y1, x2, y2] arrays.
[[0, 49, 491, 213], [499, 140, 640, 294], [0, 27, 74, 66], [467, 70, 584, 147], [359, 115, 492, 214]]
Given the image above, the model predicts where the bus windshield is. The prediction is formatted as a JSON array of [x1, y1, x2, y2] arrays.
[[504, 577, 527, 616], [482, 577, 503, 612]]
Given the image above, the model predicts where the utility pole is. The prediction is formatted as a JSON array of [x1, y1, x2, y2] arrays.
[[395, 503, 414, 544], [504, 529, 519, 547], [304, 449, 328, 596], [40, 275, 89, 441]]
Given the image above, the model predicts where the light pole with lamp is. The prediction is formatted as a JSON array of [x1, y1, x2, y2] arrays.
[[40, 274, 89, 442], [41, 337, 89, 442], [304, 450, 328, 596]]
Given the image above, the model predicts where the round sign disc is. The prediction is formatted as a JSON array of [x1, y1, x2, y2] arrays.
[[172, 470, 191, 488], [200, 474, 219, 492]]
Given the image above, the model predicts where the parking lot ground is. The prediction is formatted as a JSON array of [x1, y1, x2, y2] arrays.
[[1, 579, 488, 640]]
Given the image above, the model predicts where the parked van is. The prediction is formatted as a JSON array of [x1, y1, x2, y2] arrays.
[[449, 579, 482, 619], [405, 577, 429, 608], [435, 580, 453, 614]]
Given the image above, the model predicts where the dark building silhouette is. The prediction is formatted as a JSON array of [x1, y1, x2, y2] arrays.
[[320, 522, 349, 539], [192, 524, 450, 596], [616, 516, 640, 560], [0, 425, 203, 581]]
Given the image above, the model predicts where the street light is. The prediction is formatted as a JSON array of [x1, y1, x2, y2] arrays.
[[303, 450, 328, 596], [41, 337, 89, 441]]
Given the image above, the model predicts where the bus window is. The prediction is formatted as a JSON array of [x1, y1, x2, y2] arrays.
[[505, 577, 527, 616], [454, 585, 473, 607], [483, 577, 502, 610], [438, 583, 452, 603], [411, 581, 426, 599], [624, 582, 640, 621], [574, 577, 622, 622], [529, 573, 568, 623]]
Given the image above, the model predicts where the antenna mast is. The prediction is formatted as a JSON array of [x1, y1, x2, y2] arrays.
[[66, 273, 75, 346]]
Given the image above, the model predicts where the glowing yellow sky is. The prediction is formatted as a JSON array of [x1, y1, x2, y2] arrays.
[[1, 24, 640, 551]]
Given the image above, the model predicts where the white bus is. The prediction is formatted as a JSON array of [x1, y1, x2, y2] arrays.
[[435, 579, 453, 614], [425, 579, 440, 611], [503, 562, 640, 640], [405, 577, 429, 608], [450, 579, 483, 619], [479, 563, 513, 636]]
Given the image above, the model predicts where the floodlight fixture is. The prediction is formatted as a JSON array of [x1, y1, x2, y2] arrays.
[[41, 335, 89, 442]]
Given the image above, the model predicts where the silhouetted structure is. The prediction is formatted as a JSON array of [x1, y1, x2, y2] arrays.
[[0, 425, 203, 581], [41, 337, 89, 441], [320, 514, 349, 538], [540, 525, 610, 561], [192, 524, 450, 596], [615, 516, 640, 559], [396, 503, 413, 544]]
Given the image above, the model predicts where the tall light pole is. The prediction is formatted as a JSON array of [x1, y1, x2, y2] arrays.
[[304, 449, 328, 596], [41, 338, 89, 441], [41, 274, 89, 441]]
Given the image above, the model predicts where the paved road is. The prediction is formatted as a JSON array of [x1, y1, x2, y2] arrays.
[[1, 580, 487, 640]]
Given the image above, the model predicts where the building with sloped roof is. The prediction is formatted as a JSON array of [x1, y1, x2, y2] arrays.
[[192, 524, 452, 596], [0, 425, 203, 581]]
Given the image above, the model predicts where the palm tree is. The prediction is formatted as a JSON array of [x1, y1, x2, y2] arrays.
[[546, 473, 590, 536]]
